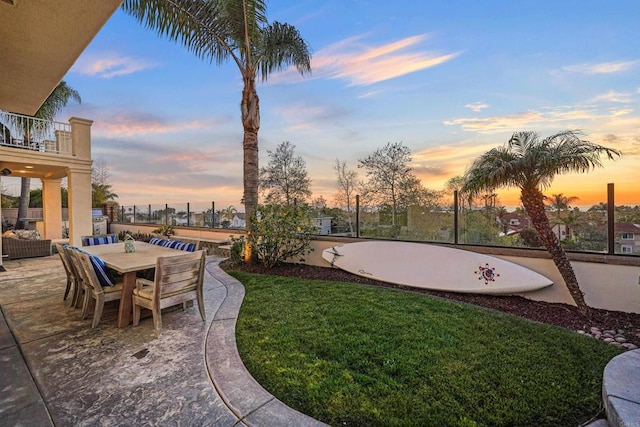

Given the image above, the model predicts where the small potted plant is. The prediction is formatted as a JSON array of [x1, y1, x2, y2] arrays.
[[153, 225, 174, 238]]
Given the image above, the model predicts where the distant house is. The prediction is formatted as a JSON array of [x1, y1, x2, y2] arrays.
[[231, 213, 246, 229], [498, 212, 532, 236], [615, 223, 640, 254], [315, 216, 332, 235]]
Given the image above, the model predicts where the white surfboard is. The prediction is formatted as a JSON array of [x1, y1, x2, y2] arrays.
[[322, 241, 553, 294]]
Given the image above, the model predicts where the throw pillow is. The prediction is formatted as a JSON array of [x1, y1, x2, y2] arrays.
[[14, 229, 41, 240], [2, 230, 18, 239], [88, 255, 115, 287]]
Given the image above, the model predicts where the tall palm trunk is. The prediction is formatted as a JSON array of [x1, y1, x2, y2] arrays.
[[520, 187, 589, 316], [241, 75, 260, 262], [17, 177, 31, 229]]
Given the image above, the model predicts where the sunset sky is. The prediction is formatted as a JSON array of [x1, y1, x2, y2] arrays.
[[5, 0, 639, 211]]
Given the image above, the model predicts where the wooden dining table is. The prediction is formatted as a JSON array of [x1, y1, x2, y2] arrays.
[[82, 241, 186, 328]]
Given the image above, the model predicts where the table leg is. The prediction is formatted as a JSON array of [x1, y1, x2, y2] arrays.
[[117, 272, 136, 328]]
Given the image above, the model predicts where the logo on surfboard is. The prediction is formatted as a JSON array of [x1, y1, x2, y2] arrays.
[[475, 263, 500, 285]]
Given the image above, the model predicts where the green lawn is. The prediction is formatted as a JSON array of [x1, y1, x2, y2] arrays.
[[231, 271, 621, 427]]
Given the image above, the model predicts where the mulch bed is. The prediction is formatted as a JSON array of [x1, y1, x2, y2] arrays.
[[221, 260, 640, 347]]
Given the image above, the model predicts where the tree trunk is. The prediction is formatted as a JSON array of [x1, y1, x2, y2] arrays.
[[520, 187, 590, 316], [241, 75, 260, 263], [17, 177, 31, 229]]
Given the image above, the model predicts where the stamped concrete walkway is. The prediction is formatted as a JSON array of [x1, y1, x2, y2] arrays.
[[0, 255, 327, 426]]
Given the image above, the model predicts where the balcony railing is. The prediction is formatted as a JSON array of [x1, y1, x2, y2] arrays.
[[0, 110, 72, 155]]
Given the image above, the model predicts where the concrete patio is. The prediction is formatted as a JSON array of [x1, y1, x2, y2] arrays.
[[0, 254, 326, 426]]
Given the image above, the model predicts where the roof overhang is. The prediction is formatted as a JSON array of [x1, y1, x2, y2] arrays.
[[0, 146, 92, 180], [0, 0, 122, 115]]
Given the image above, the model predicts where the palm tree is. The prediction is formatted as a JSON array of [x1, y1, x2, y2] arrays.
[[92, 183, 118, 207], [122, 0, 312, 261], [545, 193, 579, 240], [461, 130, 620, 316], [7, 81, 81, 228], [220, 205, 238, 228]]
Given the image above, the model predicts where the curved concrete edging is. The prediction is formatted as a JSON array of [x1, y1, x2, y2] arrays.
[[602, 349, 640, 427], [203, 259, 329, 427]]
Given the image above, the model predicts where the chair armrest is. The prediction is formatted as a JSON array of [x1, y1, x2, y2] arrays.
[[135, 278, 154, 290]]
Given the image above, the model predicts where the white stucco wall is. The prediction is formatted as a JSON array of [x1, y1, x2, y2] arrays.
[[109, 225, 640, 315]]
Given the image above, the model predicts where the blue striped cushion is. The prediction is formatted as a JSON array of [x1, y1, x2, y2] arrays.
[[167, 240, 182, 249], [68, 247, 114, 287], [169, 241, 195, 252], [89, 255, 115, 287], [82, 235, 116, 246], [160, 239, 173, 247], [149, 237, 163, 245]]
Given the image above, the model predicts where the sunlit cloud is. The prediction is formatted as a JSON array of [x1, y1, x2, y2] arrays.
[[443, 111, 545, 133], [358, 90, 383, 99], [410, 141, 499, 186], [441, 104, 636, 134], [72, 53, 157, 78], [92, 112, 222, 137], [590, 91, 635, 104], [270, 34, 460, 86], [465, 102, 489, 112], [559, 60, 638, 75]]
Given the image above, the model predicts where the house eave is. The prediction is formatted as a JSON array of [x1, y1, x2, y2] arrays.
[[0, 0, 122, 115]]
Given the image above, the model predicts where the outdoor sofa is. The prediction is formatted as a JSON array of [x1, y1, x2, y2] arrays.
[[2, 236, 52, 259]]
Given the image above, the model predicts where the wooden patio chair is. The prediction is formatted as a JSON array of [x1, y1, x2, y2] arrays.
[[70, 250, 123, 328], [132, 250, 206, 336], [55, 243, 80, 307]]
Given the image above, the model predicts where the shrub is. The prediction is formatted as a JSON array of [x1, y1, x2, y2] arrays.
[[229, 235, 245, 266], [248, 204, 316, 267], [117, 230, 154, 242], [152, 225, 174, 237]]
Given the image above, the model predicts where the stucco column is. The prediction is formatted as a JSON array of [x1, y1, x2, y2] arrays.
[[69, 117, 93, 161], [41, 178, 63, 240], [67, 169, 93, 246]]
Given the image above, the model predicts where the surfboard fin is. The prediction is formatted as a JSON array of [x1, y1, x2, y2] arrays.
[[328, 247, 342, 267]]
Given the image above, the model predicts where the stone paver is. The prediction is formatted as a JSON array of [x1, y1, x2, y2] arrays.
[[0, 255, 328, 426], [602, 349, 640, 427]]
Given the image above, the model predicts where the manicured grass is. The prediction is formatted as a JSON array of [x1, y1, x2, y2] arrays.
[[231, 271, 621, 427]]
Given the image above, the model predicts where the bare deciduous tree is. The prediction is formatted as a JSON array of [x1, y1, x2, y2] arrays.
[[358, 142, 435, 238], [333, 158, 358, 234], [259, 141, 311, 205]]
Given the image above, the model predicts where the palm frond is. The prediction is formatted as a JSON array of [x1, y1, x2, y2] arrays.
[[122, 0, 235, 65], [33, 81, 81, 121], [536, 130, 621, 188], [256, 21, 312, 81], [219, 0, 267, 48], [464, 129, 621, 196], [461, 146, 521, 197]]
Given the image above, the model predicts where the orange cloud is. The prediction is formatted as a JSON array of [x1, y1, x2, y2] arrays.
[[443, 104, 638, 134], [93, 114, 220, 137]]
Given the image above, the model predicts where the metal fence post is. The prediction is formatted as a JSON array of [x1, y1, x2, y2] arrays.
[[355, 195, 360, 237], [211, 202, 215, 228], [454, 190, 459, 245], [607, 183, 615, 255], [165, 203, 169, 226], [187, 202, 190, 227]]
